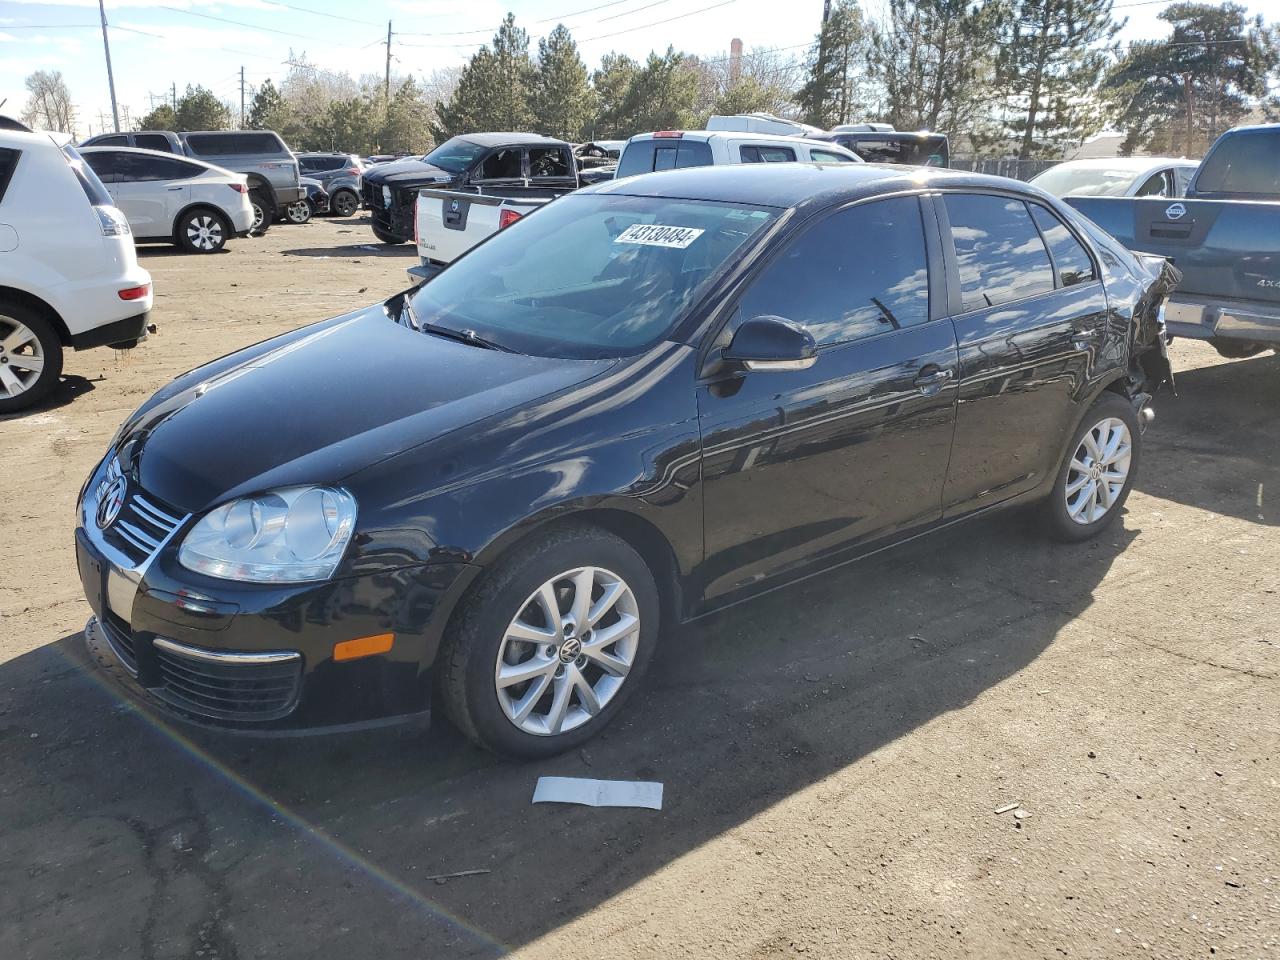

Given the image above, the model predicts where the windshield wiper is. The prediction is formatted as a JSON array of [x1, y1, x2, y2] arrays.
[[401, 296, 512, 352]]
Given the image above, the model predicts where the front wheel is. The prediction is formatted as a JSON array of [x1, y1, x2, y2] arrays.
[[1043, 393, 1141, 542], [0, 304, 63, 413], [331, 189, 359, 217], [284, 199, 313, 225], [371, 224, 406, 245], [437, 526, 660, 758]]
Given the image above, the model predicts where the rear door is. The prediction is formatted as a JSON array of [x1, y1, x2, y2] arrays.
[[938, 192, 1106, 516], [698, 195, 958, 601], [527, 146, 577, 192], [468, 146, 525, 196]]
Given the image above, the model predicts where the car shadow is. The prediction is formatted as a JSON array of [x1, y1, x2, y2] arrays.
[[3, 509, 1132, 958], [0, 373, 96, 419], [135, 246, 232, 259], [1137, 350, 1279, 526], [282, 243, 416, 259]]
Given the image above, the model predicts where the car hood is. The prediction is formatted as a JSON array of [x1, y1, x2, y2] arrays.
[[116, 304, 615, 514], [361, 158, 455, 186]]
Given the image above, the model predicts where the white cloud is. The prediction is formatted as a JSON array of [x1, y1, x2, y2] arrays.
[[5, 0, 283, 10], [0, 31, 16, 41]]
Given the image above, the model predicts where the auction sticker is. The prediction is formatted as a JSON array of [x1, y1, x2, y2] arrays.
[[614, 223, 704, 249]]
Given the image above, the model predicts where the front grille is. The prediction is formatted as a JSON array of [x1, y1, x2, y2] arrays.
[[152, 640, 302, 722], [101, 611, 137, 675]]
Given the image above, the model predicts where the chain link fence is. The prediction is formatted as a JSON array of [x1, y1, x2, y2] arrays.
[[949, 158, 1061, 181]]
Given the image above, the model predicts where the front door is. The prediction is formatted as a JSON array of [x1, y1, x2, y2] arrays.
[[697, 195, 959, 604], [937, 192, 1107, 515]]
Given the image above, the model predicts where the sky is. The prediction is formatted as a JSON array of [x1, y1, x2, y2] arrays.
[[0, 0, 1271, 136]]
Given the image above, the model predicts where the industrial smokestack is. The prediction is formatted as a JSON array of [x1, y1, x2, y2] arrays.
[[730, 37, 743, 84]]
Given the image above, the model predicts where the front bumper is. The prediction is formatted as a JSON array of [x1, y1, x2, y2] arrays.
[[74, 464, 477, 733], [1164, 294, 1280, 346]]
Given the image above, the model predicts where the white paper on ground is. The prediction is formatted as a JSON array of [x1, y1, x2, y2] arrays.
[[532, 776, 663, 810]]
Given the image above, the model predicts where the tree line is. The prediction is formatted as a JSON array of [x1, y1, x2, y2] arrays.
[[18, 1, 1280, 160]]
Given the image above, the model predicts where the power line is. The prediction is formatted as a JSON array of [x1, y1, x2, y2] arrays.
[[579, 0, 740, 43], [156, 5, 380, 49]]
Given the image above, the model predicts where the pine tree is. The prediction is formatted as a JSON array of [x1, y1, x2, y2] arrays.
[[174, 85, 231, 131], [139, 104, 176, 131], [796, 0, 869, 128], [714, 77, 772, 117], [996, 0, 1120, 159], [247, 79, 286, 131], [433, 15, 534, 138], [532, 24, 594, 140], [617, 47, 700, 132], [381, 77, 433, 153], [591, 52, 639, 139]]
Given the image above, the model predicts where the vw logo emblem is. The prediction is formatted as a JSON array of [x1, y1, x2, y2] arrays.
[[450, 199, 460, 213], [558, 637, 583, 663], [96, 476, 127, 530], [1165, 202, 1187, 221]]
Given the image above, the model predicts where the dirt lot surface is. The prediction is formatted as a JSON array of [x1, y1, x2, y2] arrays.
[[2, 216, 1278, 960]]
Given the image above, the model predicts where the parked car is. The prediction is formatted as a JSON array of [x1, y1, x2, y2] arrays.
[[615, 131, 861, 178], [85, 129, 304, 234], [296, 152, 362, 216], [80, 147, 253, 253], [77, 130, 183, 154], [361, 133, 582, 244], [1031, 158, 1199, 199], [279, 177, 328, 224], [815, 126, 950, 166], [410, 189, 549, 282], [76, 164, 1174, 757], [1064, 123, 1280, 358], [0, 119, 153, 412]]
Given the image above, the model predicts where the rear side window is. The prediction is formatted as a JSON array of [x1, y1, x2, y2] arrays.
[[0, 148, 19, 204], [93, 135, 129, 147], [529, 147, 570, 178], [1194, 130, 1280, 196], [810, 149, 854, 163], [740, 144, 796, 163], [185, 132, 284, 157], [944, 194, 1054, 310], [477, 148, 521, 180], [1028, 204, 1096, 287], [134, 134, 175, 153], [1135, 171, 1170, 197], [738, 196, 931, 347]]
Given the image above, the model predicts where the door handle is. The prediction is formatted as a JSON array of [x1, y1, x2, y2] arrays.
[[167, 186, 184, 191], [914, 367, 954, 393]]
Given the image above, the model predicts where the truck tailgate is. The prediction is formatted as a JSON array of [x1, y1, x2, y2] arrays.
[[415, 189, 549, 268], [1065, 196, 1280, 305]]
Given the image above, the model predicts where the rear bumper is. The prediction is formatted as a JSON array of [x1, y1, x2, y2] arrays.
[[70, 311, 150, 351], [407, 259, 444, 284], [1165, 295, 1280, 345], [275, 185, 306, 205]]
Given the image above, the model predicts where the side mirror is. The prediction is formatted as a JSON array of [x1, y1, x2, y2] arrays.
[[723, 316, 817, 372]]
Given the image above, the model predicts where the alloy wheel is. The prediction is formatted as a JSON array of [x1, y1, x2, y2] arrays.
[[333, 191, 359, 216], [0, 315, 45, 401], [185, 214, 224, 252], [494, 566, 640, 737], [285, 201, 311, 224], [1065, 416, 1132, 525]]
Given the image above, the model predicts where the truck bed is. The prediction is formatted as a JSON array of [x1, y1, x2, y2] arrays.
[[410, 189, 551, 284]]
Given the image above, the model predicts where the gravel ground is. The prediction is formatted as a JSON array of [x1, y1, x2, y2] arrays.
[[1, 216, 1277, 960]]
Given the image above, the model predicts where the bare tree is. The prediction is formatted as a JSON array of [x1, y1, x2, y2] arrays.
[[20, 70, 76, 134]]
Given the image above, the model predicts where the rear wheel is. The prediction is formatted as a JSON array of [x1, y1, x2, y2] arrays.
[[1043, 393, 1141, 542], [331, 189, 359, 217], [176, 207, 228, 253], [284, 199, 313, 225], [0, 304, 63, 414], [248, 190, 272, 235], [437, 525, 660, 758], [371, 224, 405, 245]]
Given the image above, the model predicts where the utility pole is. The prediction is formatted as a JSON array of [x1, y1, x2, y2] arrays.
[[172, 82, 177, 114], [384, 20, 393, 103], [97, 0, 120, 132], [239, 66, 246, 128]]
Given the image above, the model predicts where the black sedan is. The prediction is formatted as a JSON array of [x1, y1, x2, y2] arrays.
[[76, 164, 1177, 757]]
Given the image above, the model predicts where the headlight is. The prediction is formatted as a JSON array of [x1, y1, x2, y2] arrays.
[[178, 486, 357, 583], [381, 185, 392, 207]]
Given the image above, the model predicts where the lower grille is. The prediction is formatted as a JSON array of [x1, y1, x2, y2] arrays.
[[101, 611, 137, 675], [152, 639, 302, 722]]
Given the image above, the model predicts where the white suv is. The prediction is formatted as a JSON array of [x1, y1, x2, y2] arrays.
[[0, 119, 153, 412], [615, 131, 862, 179]]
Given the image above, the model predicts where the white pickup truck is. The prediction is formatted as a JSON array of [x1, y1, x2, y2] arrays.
[[408, 188, 550, 284]]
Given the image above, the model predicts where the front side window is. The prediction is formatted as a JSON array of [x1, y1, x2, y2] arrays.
[[477, 148, 521, 180], [740, 145, 796, 163], [1194, 130, 1280, 196], [407, 194, 778, 359], [737, 196, 931, 347], [944, 194, 1054, 311], [134, 134, 175, 153], [83, 150, 125, 183], [810, 149, 854, 163], [1028, 204, 1096, 288], [93, 135, 128, 147], [529, 148, 570, 178]]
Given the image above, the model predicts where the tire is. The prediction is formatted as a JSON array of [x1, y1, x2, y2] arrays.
[[371, 224, 406, 245], [0, 304, 63, 414], [175, 207, 229, 254], [331, 189, 359, 217], [437, 525, 661, 759], [284, 199, 313, 225], [1043, 392, 1141, 542], [248, 190, 272, 235]]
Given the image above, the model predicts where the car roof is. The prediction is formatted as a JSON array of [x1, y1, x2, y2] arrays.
[[629, 131, 846, 148], [587, 162, 1026, 209], [1046, 157, 1196, 171], [80, 145, 240, 174], [456, 132, 569, 147]]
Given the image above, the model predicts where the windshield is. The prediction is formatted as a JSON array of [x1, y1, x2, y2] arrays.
[[1194, 130, 1280, 196], [1032, 164, 1145, 197], [422, 137, 489, 174], [407, 193, 778, 359]]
